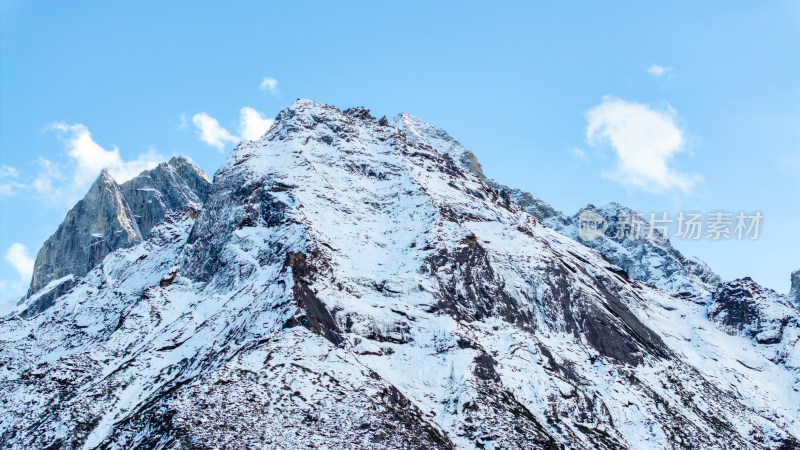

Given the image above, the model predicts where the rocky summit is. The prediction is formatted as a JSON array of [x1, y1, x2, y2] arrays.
[[1, 99, 798, 449], [20, 157, 211, 318]]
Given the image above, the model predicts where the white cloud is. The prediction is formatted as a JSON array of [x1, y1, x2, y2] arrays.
[[192, 107, 273, 150], [586, 96, 700, 193], [20, 123, 166, 206], [647, 64, 672, 77], [48, 122, 162, 187], [192, 113, 239, 152], [5, 243, 34, 282], [259, 77, 279, 94], [238, 107, 274, 141]]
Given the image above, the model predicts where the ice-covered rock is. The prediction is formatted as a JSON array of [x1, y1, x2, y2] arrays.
[[709, 277, 800, 367]]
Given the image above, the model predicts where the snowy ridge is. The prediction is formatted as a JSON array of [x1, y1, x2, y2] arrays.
[[392, 112, 720, 297], [0, 99, 798, 449]]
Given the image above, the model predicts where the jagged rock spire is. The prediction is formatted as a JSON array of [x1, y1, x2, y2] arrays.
[[27, 158, 211, 301], [28, 169, 142, 296]]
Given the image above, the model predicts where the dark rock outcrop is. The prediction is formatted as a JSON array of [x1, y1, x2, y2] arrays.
[[709, 277, 799, 346]]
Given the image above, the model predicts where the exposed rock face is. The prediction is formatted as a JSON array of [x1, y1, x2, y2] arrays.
[[28, 170, 142, 296], [791, 270, 800, 305], [1, 100, 798, 448], [26, 158, 211, 300], [710, 277, 800, 350], [119, 156, 211, 237]]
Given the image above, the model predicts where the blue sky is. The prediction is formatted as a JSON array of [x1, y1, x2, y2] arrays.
[[1, 1, 798, 298]]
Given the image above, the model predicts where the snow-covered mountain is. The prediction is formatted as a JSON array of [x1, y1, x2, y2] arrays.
[[1, 100, 798, 449]]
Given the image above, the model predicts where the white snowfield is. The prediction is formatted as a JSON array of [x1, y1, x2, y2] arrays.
[[1, 99, 798, 449]]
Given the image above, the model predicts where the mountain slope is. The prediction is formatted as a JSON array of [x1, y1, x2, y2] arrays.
[[548, 203, 721, 296], [1, 100, 797, 449], [392, 113, 720, 297]]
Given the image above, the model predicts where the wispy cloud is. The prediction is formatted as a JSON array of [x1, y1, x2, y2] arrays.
[[647, 64, 672, 77], [571, 148, 588, 161], [192, 107, 273, 151], [586, 96, 700, 193], [0, 165, 23, 196], [259, 77, 279, 94], [0, 166, 19, 178]]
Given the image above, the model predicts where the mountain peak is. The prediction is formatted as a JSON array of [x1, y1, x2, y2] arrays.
[[119, 157, 211, 236], [25, 157, 211, 307], [392, 112, 486, 181], [27, 168, 141, 302], [289, 97, 329, 110], [96, 167, 116, 183], [791, 269, 800, 304]]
